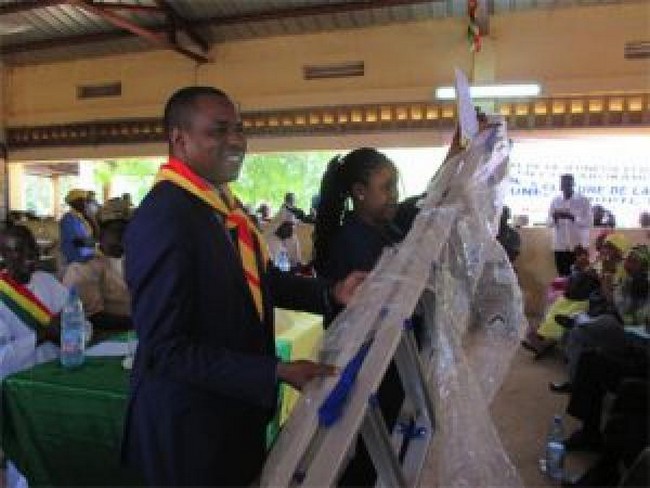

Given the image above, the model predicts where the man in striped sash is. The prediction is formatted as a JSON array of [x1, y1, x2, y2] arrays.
[[123, 86, 365, 486], [0, 225, 68, 380]]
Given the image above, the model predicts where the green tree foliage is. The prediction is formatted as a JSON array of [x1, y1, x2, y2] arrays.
[[93, 159, 162, 204], [23, 152, 336, 215], [234, 151, 336, 212]]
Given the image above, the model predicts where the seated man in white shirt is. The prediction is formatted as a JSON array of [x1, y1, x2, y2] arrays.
[[0, 225, 67, 381], [62, 211, 131, 332], [1, 225, 95, 488], [548, 174, 592, 276]]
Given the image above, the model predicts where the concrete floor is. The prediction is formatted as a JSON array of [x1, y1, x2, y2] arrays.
[[491, 339, 598, 487]]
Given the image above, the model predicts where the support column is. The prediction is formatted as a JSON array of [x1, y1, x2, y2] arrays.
[[52, 175, 61, 218], [0, 57, 7, 225], [8, 163, 25, 211]]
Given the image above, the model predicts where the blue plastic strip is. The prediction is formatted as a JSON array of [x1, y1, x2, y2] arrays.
[[318, 340, 373, 427], [397, 420, 428, 439]]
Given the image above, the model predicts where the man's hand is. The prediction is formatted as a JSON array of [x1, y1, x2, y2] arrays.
[[553, 210, 575, 222], [560, 210, 575, 221], [445, 112, 500, 162], [331, 271, 367, 306], [277, 360, 337, 390]]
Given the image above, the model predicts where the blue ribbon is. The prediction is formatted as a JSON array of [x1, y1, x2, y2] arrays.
[[318, 340, 373, 427], [397, 420, 427, 439]]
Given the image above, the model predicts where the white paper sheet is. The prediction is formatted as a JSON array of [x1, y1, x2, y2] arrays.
[[85, 339, 137, 357], [455, 67, 479, 144]]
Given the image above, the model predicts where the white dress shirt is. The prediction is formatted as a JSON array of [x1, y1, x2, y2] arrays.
[[0, 271, 67, 381], [547, 193, 592, 251]]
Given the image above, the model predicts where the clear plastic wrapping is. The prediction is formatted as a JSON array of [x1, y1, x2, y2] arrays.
[[261, 117, 525, 487], [420, 120, 524, 487]]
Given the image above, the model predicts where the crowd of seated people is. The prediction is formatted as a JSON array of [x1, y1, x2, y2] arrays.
[[552, 244, 648, 388], [521, 233, 630, 357], [521, 227, 648, 486], [0, 193, 135, 369]]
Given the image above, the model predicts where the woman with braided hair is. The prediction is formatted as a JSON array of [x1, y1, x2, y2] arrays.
[[313, 147, 402, 283], [313, 147, 407, 486], [312, 122, 470, 283]]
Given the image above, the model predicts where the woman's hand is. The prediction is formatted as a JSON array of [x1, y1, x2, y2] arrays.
[[331, 271, 367, 306]]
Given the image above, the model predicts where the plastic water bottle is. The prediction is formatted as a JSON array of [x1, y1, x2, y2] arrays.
[[275, 249, 291, 272], [543, 414, 566, 483], [60, 287, 86, 368]]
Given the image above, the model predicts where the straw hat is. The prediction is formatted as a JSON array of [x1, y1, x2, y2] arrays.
[[65, 189, 88, 205]]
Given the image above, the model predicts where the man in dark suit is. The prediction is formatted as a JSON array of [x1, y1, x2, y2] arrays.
[[123, 86, 364, 486]]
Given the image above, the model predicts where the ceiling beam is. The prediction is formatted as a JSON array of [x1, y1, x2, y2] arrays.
[[68, 0, 164, 45], [67, 0, 209, 63], [1, 0, 441, 58], [88, 2, 164, 14], [0, 30, 133, 55], [0, 0, 69, 15], [153, 0, 209, 52], [194, 0, 441, 27]]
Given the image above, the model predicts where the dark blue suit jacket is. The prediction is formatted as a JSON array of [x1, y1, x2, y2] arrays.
[[123, 182, 328, 486]]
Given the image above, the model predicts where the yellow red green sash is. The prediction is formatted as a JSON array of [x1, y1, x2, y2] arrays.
[[155, 158, 269, 321], [0, 271, 54, 331]]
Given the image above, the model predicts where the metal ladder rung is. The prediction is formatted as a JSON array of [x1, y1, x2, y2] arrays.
[[362, 397, 407, 488]]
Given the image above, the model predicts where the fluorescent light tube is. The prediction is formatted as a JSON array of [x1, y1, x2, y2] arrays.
[[435, 83, 541, 100]]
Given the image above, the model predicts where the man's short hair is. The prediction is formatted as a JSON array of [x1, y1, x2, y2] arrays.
[[560, 174, 574, 181], [163, 86, 230, 136]]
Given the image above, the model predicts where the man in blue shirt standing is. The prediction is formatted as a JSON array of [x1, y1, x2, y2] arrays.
[[59, 189, 96, 266]]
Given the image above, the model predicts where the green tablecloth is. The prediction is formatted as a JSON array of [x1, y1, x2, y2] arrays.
[[1, 342, 293, 487], [1, 357, 141, 487]]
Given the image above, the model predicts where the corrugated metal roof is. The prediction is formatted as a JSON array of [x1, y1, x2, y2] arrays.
[[0, 0, 643, 65]]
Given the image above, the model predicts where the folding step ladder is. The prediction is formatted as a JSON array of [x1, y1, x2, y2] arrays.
[[261, 204, 458, 487], [261, 69, 515, 488]]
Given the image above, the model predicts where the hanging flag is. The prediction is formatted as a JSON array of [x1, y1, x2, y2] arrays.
[[467, 0, 482, 52]]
